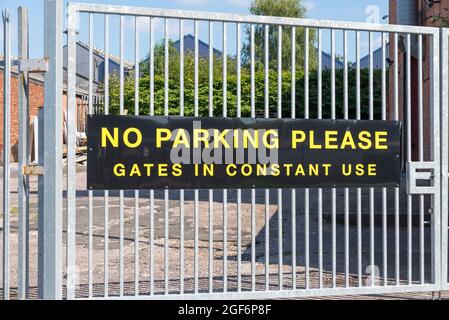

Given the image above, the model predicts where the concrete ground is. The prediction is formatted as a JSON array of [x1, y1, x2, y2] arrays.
[[1, 164, 448, 300]]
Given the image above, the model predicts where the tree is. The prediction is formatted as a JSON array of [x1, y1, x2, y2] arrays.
[[242, 0, 317, 72]]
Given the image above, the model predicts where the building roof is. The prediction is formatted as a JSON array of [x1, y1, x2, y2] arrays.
[[321, 51, 345, 70], [350, 43, 390, 70], [1, 53, 88, 96], [72, 41, 134, 68], [173, 34, 223, 57]]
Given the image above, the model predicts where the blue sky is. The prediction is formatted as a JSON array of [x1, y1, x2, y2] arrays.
[[1, 0, 388, 61]]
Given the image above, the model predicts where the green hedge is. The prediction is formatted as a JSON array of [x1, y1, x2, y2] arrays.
[[102, 43, 385, 120]]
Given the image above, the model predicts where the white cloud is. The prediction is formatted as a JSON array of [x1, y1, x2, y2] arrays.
[[303, 1, 316, 12]]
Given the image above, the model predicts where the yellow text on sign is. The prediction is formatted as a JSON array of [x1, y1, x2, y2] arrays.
[[101, 127, 142, 148]]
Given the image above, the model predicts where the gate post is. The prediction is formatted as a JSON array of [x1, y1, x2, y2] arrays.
[[39, 0, 63, 300], [441, 28, 449, 290]]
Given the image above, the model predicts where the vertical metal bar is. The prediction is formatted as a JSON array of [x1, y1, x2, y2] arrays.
[[394, 32, 400, 286], [103, 13, 110, 298], [164, 19, 169, 115], [290, 25, 296, 119], [317, 28, 323, 289], [164, 189, 169, 295], [251, 184, 256, 291], [223, 21, 228, 293], [150, 187, 155, 295], [369, 31, 375, 287], [134, 16, 140, 296], [150, 17, 154, 117], [430, 30, 441, 291], [2, 8, 11, 301], [277, 25, 283, 290], [17, 6, 30, 300], [87, 13, 94, 299], [381, 32, 388, 286], [250, 23, 256, 292], [343, 29, 349, 288], [37, 109, 44, 298], [356, 30, 362, 287], [164, 18, 169, 295], [180, 187, 185, 296], [406, 33, 412, 285], [331, 28, 337, 288], [304, 27, 310, 290], [179, 19, 185, 295], [194, 19, 198, 113], [119, 14, 125, 297], [291, 26, 297, 291], [66, 2, 77, 300], [236, 22, 242, 293], [41, 0, 63, 299], [264, 24, 270, 292], [180, 21, 184, 117], [209, 22, 213, 118], [278, 188, 283, 291], [208, 185, 213, 293], [440, 29, 448, 290], [194, 20, 199, 294], [208, 21, 214, 293], [149, 16, 155, 295], [418, 34, 425, 285], [194, 185, 199, 292]]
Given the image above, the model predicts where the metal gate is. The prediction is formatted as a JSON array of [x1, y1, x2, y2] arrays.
[[1, 0, 448, 300]]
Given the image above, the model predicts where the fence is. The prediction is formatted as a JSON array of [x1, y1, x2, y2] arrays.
[[1, 0, 448, 300]]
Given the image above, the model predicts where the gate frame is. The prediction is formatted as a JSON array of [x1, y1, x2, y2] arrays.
[[441, 27, 449, 291], [64, 1, 445, 300]]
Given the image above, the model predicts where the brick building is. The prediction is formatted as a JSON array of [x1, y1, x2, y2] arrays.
[[388, 0, 448, 161], [0, 60, 86, 163], [0, 61, 45, 162], [1, 42, 128, 162]]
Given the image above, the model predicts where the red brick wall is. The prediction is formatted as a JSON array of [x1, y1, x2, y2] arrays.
[[388, 0, 448, 161], [0, 71, 45, 162], [418, 0, 449, 161]]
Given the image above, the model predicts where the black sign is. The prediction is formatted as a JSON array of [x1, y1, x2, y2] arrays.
[[87, 115, 401, 190]]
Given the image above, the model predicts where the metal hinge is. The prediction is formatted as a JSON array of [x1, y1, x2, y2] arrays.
[[23, 165, 44, 176], [19, 58, 48, 73], [406, 161, 436, 195]]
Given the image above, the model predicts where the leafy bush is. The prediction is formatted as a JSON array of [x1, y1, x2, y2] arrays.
[[101, 42, 385, 120]]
